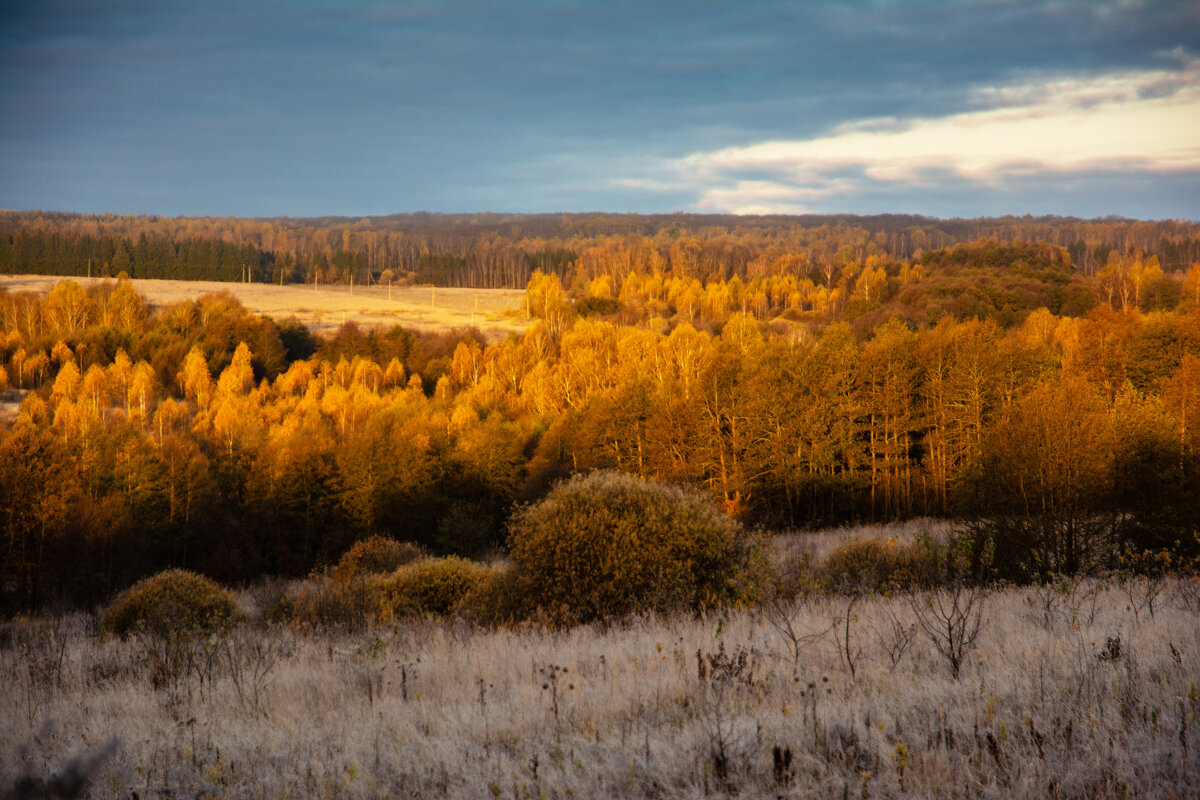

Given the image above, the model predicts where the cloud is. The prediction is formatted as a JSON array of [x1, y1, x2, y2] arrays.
[[655, 60, 1200, 214]]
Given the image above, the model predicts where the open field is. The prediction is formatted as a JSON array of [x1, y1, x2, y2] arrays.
[[4, 575, 1197, 799], [0, 275, 531, 340]]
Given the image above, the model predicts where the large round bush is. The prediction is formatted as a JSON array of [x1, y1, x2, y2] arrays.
[[507, 471, 755, 625], [103, 569, 239, 638]]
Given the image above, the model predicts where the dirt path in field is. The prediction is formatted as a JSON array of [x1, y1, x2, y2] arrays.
[[0, 275, 531, 340]]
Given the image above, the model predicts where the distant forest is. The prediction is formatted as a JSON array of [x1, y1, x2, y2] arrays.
[[2, 210, 1198, 289]]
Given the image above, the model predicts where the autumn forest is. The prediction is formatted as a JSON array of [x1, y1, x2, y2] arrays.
[[1, 210, 1198, 613]]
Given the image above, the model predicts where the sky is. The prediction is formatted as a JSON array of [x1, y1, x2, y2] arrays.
[[1, 0, 1198, 220]]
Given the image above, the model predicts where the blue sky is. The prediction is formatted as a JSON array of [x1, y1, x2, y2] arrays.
[[1, 0, 1197, 219]]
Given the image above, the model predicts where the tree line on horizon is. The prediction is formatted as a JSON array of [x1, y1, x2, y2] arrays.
[[0, 234, 1198, 612], [2, 209, 1198, 290]]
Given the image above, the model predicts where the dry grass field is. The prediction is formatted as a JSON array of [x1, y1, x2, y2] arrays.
[[0, 275, 531, 340], [3, 570, 1197, 799]]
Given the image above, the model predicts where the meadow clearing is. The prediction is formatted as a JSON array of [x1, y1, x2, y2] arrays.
[[0, 275, 530, 340], [3, 528, 1197, 800]]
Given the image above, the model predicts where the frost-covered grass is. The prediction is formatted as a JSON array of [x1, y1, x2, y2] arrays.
[[4, 572, 1198, 799]]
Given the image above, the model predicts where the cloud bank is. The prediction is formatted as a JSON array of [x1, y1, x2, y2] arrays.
[[656, 60, 1200, 215]]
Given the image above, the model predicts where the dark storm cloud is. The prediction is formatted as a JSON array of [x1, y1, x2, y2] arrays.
[[1, 0, 1196, 217]]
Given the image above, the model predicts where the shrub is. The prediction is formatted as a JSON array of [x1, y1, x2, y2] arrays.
[[821, 538, 893, 589], [820, 536, 941, 592], [768, 550, 825, 601], [334, 536, 425, 581], [278, 537, 427, 630], [281, 556, 495, 628], [277, 576, 375, 631], [241, 576, 293, 623], [102, 569, 239, 639], [456, 564, 525, 627], [506, 470, 756, 625], [371, 557, 494, 620]]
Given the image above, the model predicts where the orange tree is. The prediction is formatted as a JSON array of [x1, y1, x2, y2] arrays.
[[962, 375, 1200, 577], [961, 376, 1117, 577]]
